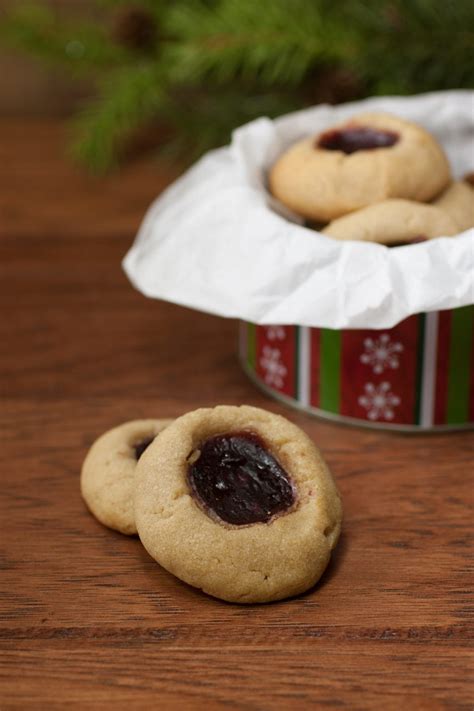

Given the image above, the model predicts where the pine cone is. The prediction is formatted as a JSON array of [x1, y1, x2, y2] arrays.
[[302, 67, 362, 106], [112, 7, 157, 52]]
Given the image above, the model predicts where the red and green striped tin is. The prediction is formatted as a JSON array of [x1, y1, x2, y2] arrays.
[[240, 306, 474, 431]]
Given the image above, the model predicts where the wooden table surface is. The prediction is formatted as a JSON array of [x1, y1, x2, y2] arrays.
[[1, 120, 473, 710]]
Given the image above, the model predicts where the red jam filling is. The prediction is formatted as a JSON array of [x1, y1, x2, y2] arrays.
[[187, 431, 295, 525], [317, 125, 399, 154], [133, 436, 155, 461]]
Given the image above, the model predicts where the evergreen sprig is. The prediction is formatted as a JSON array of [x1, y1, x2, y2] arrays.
[[0, 3, 131, 74], [1, 0, 472, 172], [70, 63, 167, 172], [163, 0, 356, 86], [348, 0, 474, 94]]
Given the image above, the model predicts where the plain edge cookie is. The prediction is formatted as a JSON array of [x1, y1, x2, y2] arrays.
[[434, 180, 474, 233], [134, 405, 342, 604], [81, 418, 173, 536], [321, 198, 459, 245], [269, 112, 451, 222]]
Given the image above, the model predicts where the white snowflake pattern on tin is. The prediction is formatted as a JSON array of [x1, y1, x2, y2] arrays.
[[265, 325, 286, 341], [358, 382, 401, 421], [260, 345, 287, 389], [360, 333, 404, 374]]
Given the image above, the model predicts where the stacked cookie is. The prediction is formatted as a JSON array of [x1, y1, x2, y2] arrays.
[[81, 405, 342, 603], [269, 112, 474, 245]]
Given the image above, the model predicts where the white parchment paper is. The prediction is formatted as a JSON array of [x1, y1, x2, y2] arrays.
[[123, 91, 474, 329]]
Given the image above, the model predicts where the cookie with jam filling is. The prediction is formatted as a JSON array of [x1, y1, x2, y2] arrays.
[[134, 405, 342, 603], [81, 419, 173, 535], [269, 112, 451, 222]]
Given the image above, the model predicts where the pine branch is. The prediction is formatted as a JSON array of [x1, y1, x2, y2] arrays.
[[348, 0, 474, 93], [96, 0, 172, 18], [0, 3, 131, 75], [1, 0, 472, 172], [163, 0, 357, 86], [160, 85, 301, 160], [71, 63, 167, 172]]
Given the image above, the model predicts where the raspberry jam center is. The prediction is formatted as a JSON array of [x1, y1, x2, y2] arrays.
[[133, 436, 155, 461], [187, 431, 295, 525], [317, 126, 399, 154]]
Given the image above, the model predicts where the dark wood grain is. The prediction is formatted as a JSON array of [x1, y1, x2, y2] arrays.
[[1, 120, 473, 710]]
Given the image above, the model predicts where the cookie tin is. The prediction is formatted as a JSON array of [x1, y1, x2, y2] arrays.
[[240, 306, 474, 431]]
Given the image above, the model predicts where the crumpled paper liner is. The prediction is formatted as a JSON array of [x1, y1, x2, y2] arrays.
[[123, 90, 474, 329]]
